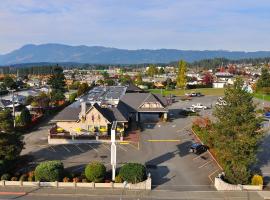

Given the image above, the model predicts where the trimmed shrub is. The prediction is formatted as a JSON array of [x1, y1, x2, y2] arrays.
[[84, 161, 106, 183], [252, 174, 263, 185], [119, 163, 146, 184], [1, 173, 10, 181], [73, 177, 80, 183], [63, 177, 70, 182], [11, 177, 18, 181], [35, 161, 64, 182], [115, 175, 123, 183], [19, 174, 28, 181]]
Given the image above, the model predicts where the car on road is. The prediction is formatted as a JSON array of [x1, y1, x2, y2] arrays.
[[189, 143, 208, 155], [185, 92, 203, 97], [191, 103, 207, 110]]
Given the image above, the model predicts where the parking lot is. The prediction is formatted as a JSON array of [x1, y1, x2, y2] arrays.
[[21, 95, 222, 191]]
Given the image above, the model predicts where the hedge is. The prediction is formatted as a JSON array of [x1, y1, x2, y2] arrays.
[[35, 160, 64, 182], [84, 161, 106, 183], [119, 163, 146, 184]]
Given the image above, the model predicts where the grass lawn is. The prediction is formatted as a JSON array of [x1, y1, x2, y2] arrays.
[[253, 93, 270, 102], [148, 88, 225, 96]]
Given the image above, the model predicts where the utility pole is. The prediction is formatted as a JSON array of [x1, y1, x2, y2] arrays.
[[9, 89, 16, 128]]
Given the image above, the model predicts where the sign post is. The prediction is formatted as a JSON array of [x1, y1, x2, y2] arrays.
[[111, 121, 117, 181]]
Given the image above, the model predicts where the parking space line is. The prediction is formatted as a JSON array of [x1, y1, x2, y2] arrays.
[[193, 151, 208, 160], [199, 160, 213, 168], [75, 144, 84, 153], [88, 144, 98, 152], [101, 144, 110, 151], [49, 146, 56, 152], [62, 145, 71, 153], [118, 145, 128, 152], [208, 169, 220, 183]]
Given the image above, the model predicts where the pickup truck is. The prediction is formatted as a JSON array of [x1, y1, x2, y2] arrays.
[[191, 103, 207, 110]]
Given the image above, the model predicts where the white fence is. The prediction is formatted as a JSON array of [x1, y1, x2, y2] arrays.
[[0, 177, 151, 190]]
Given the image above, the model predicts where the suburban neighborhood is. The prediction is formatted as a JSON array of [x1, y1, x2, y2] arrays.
[[1, 1, 270, 199]]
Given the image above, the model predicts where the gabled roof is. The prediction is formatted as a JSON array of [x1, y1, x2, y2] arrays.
[[52, 107, 81, 121], [120, 93, 168, 113], [0, 99, 12, 108], [126, 83, 145, 93]]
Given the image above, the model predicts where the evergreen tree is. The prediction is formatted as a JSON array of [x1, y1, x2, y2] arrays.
[[47, 66, 66, 93], [256, 67, 270, 93], [20, 108, 32, 126], [213, 78, 263, 184], [0, 110, 23, 161], [176, 60, 187, 89]]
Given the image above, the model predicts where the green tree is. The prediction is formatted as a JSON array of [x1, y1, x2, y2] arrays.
[[135, 73, 143, 85], [119, 74, 131, 85], [256, 67, 270, 93], [0, 110, 23, 161], [51, 91, 65, 104], [48, 66, 66, 93], [77, 82, 89, 96], [158, 67, 165, 74], [101, 71, 109, 79], [20, 108, 32, 126], [176, 60, 187, 89], [69, 92, 77, 102], [213, 78, 263, 184], [146, 65, 158, 77], [3, 76, 16, 89]]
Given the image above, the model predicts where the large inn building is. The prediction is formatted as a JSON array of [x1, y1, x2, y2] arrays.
[[51, 84, 168, 137]]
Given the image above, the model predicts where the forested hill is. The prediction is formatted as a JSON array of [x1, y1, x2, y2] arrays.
[[1, 43, 270, 65]]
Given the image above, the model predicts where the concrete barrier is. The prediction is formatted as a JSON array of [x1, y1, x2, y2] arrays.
[[215, 177, 263, 191], [94, 182, 113, 188], [0, 178, 152, 190]]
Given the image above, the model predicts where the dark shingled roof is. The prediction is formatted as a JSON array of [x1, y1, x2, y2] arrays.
[[52, 107, 81, 121], [126, 83, 145, 93]]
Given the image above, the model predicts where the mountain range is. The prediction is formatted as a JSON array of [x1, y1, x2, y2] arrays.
[[1, 43, 270, 65]]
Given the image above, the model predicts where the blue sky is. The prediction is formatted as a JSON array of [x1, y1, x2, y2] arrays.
[[1, 0, 270, 54]]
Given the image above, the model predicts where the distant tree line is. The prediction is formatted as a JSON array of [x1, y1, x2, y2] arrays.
[[0, 66, 61, 76]]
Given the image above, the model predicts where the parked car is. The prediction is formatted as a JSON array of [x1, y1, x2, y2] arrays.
[[186, 107, 197, 113], [191, 103, 207, 110], [216, 100, 227, 106], [265, 112, 270, 118], [189, 143, 208, 154]]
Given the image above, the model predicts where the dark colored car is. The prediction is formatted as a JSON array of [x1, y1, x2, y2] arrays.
[[189, 143, 207, 154]]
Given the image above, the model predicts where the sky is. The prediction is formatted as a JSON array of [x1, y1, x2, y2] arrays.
[[1, 0, 270, 54]]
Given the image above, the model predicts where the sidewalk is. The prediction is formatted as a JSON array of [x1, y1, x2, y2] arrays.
[[0, 186, 265, 199]]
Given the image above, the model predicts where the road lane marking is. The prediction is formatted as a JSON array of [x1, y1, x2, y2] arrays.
[[62, 145, 71, 153], [119, 142, 130, 145], [88, 144, 98, 152], [199, 160, 213, 168], [147, 139, 180, 142]]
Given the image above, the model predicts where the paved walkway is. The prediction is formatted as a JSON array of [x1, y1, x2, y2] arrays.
[[0, 187, 266, 200]]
